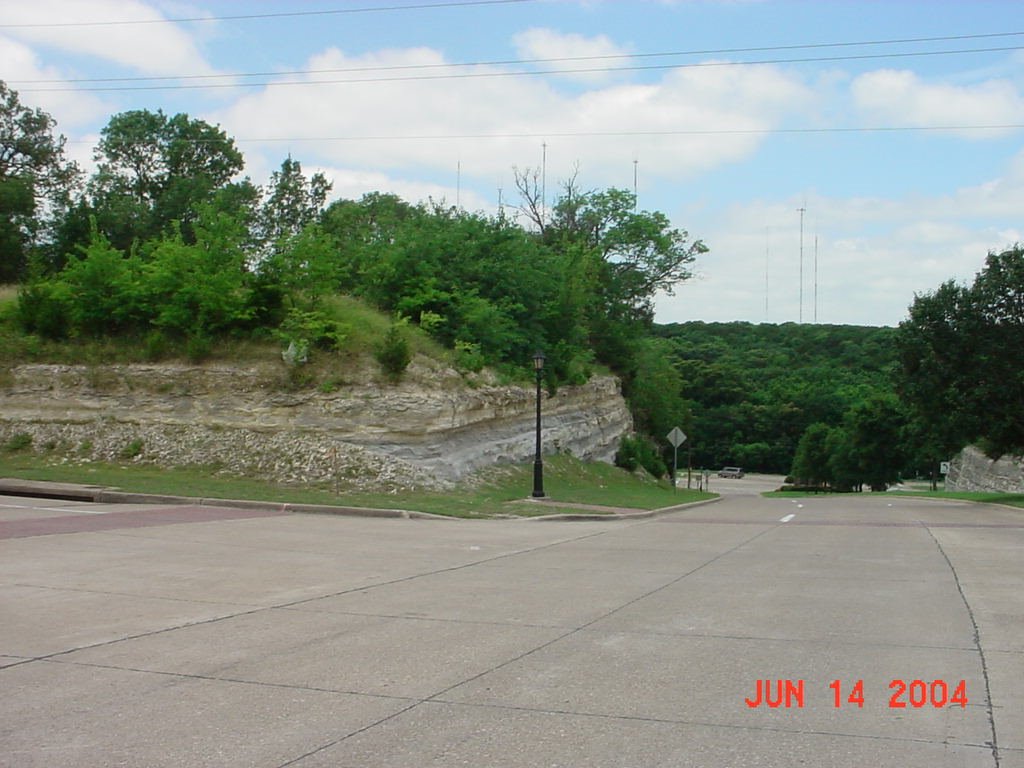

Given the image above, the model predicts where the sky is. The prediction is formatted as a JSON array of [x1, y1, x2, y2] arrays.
[[3, 0, 1024, 328]]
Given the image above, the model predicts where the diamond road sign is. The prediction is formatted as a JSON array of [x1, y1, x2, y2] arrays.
[[666, 427, 687, 447]]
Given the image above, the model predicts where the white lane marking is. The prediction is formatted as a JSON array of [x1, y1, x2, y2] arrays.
[[780, 514, 795, 523], [0, 501, 110, 514]]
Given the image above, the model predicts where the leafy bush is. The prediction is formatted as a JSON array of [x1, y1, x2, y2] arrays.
[[142, 329, 170, 361], [17, 281, 72, 339], [119, 438, 144, 459], [615, 434, 667, 478], [454, 339, 485, 372], [376, 323, 411, 382], [3, 432, 32, 452], [61, 231, 143, 335], [185, 334, 212, 363], [277, 306, 347, 352], [418, 310, 446, 334]]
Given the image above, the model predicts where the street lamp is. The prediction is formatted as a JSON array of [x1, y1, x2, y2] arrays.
[[532, 351, 546, 498]]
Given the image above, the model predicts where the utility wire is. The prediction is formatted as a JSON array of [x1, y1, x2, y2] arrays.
[[16, 44, 1024, 93], [62, 123, 1024, 146], [0, 0, 533, 28], [9, 30, 1024, 86]]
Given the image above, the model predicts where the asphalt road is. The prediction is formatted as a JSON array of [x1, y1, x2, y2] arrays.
[[1, 486, 1021, 767]]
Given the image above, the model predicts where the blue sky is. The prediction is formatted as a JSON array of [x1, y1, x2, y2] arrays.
[[3, 0, 1024, 327]]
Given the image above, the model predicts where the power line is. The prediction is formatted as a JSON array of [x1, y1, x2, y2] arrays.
[[61, 123, 1024, 147], [10, 30, 1024, 86], [0, 0, 533, 29], [16, 44, 1024, 93]]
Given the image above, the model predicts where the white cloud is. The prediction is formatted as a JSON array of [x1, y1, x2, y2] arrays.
[[657, 154, 1024, 327], [2, 0, 221, 77], [210, 43, 812, 196], [292, 165, 493, 213], [512, 27, 630, 82], [852, 69, 1024, 136], [0, 35, 111, 131]]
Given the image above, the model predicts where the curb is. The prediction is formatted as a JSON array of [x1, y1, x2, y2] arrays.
[[0, 478, 433, 520], [527, 495, 722, 521], [0, 478, 720, 522]]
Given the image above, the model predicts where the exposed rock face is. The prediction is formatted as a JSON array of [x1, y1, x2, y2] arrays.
[[0, 360, 633, 490], [946, 445, 1024, 493]]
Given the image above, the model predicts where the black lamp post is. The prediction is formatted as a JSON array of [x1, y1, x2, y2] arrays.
[[532, 350, 546, 498]]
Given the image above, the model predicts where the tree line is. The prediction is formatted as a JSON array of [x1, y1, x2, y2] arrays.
[[655, 245, 1024, 491], [0, 81, 704, 435], [3, 78, 1020, 488]]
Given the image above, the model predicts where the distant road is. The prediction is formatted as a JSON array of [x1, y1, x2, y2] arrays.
[[705, 472, 788, 495], [1, 491, 1019, 767]]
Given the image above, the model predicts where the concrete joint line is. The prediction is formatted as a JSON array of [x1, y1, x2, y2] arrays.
[[923, 525, 1001, 768]]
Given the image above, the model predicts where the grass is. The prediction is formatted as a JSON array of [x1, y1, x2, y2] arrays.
[[0, 286, 447, 370], [763, 486, 1024, 509], [889, 489, 1024, 508], [0, 453, 715, 518]]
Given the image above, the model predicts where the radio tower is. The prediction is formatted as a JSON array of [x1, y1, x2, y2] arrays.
[[798, 206, 806, 324]]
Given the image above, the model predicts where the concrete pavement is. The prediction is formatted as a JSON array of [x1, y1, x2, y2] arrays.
[[1, 490, 1021, 767]]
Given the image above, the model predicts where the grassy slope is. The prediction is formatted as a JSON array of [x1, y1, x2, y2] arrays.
[[0, 287, 713, 515], [0, 451, 713, 518]]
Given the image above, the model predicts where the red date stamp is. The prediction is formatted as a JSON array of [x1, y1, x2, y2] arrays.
[[744, 679, 968, 709]]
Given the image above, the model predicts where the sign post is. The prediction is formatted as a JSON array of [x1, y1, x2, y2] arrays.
[[666, 427, 687, 491]]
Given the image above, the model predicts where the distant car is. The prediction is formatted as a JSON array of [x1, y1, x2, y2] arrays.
[[718, 467, 745, 478]]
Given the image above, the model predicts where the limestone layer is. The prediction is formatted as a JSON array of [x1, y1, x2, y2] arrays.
[[0, 361, 633, 490]]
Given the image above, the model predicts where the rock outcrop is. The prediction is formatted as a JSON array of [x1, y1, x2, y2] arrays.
[[946, 445, 1024, 493], [0, 359, 633, 490]]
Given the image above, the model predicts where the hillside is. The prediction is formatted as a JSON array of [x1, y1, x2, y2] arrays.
[[653, 321, 898, 474], [0, 285, 635, 490]]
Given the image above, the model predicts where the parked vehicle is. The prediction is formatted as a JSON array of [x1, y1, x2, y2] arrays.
[[717, 466, 745, 478]]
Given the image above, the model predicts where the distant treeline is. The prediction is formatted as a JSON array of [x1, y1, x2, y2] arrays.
[[652, 321, 898, 476]]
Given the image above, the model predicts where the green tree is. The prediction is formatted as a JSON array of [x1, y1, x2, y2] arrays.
[[88, 110, 244, 250], [258, 156, 331, 248], [627, 337, 690, 440], [657, 321, 897, 473], [549, 186, 705, 320], [843, 395, 907, 491], [791, 422, 834, 487], [139, 208, 255, 339], [320, 192, 420, 293], [321, 196, 565, 374], [826, 426, 860, 492], [60, 226, 143, 336], [0, 81, 79, 281], [897, 246, 1024, 458], [517, 172, 706, 370]]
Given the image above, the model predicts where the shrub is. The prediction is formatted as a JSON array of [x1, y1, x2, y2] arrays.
[[3, 432, 32, 452], [277, 306, 347, 353], [376, 323, 411, 382], [454, 339, 485, 372], [143, 329, 170, 361], [615, 434, 667, 478], [17, 282, 72, 339], [185, 334, 212, 362], [119, 438, 144, 459]]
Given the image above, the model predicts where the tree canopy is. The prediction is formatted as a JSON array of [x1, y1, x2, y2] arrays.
[[5, 85, 706, 405], [0, 82, 79, 281], [896, 245, 1024, 458], [653, 321, 898, 475], [84, 108, 246, 252]]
